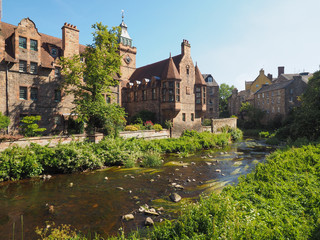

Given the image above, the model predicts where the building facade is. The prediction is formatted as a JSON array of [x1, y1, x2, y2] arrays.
[[122, 39, 207, 137], [0, 18, 86, 134], [202, 74, 219, 119], [0, 18, 219, 136]]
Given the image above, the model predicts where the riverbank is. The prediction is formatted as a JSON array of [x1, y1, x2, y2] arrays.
[[0, 130, 241, 182]]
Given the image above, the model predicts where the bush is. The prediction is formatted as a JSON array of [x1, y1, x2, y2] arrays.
[[202, 119, 212, 126], [124, 125, 139, 131], [144, 120, 154, 130], [130, 110, 156, 124], [20, 115, 46, 137], [259, 131, 270, 138], [153, 124, 163, 132], [0, 112, 10, 132], [141, 151, 162, 167]]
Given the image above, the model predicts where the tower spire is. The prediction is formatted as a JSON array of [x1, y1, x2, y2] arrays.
[[121, 9, 124, 22]]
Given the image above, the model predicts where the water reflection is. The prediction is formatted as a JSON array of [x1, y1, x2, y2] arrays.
[[0, 139, 275, 239]]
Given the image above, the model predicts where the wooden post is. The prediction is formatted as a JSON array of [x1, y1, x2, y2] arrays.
[[211, 118, 214, 133]]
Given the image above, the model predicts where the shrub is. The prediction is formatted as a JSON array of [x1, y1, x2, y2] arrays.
[[20, 115, 46, 137], [144, 120, 154, 130], [130, 110, 156, 124], [202, 119, 212, 126], [164, 120, 173, 129], [153, 124, 163, 132], [124, 125, 139, 131], [259, 131, 270, 138], [141, 151, 162, 167], [0, 112, 10, 132]]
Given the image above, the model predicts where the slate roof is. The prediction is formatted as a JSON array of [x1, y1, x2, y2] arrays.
[[274, 73, 313, 84], [195, 65, 206, 85], [202, 74, 219, 86], [1, 21, 86, 67], [161, 56, 181, 80], [256, 80, 293, 94], [129, 54, 182, 81]]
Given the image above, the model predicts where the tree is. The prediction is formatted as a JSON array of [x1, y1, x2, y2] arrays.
[[20, 115, 46, 137], [219, 83, 234, 118], [286, 71, 320, 140], [0, 112, 10, 133], [239, 102, 265, 128], [60, 23, 126, 135]]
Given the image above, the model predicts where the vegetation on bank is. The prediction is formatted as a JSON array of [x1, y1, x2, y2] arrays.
[[0, 130, 240, 182], [35, 142, 320, 239]]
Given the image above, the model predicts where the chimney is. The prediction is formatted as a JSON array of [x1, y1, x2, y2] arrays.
[[259, 68, 265, 75], [267, 73, 273, 80], [181, 39, 191, 56], [62, 22, 79, 57], [278, 66, 284, 77]]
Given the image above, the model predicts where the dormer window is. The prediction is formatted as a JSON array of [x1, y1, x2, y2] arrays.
[[207, 76, 213, 83], [51, 48, 58, 57], [19, 37, 27, 49], [30, 39, 38, 51]]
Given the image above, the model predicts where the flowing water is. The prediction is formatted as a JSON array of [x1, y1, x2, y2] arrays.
[[0, 139, 275, 239]]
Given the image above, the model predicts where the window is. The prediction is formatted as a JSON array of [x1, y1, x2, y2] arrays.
[[134, 91, 138, 102], [127, 92, 131, 102], [51, 48, 58, 57], [290, 96, 293, 102], [272, 107, 275, 113], [262, 93, 264, 98], [142, 90, 147, 101], [258, 94, 260, 99], [277, 107, 280, 113], [196, 98, 201, 104], [168, 89, 174, 102], [207, 77, 213, 83], [277, 97, 280, 104], [272, 92, 274, 97], [30, 88, 38, 101], [176, 82, 180, 102], [30, 62, 38, 74], [182, 113, 186, 121], [30, 39, 38, 51], [106, 95, 111, 103], [186, 66, 189, 75], [196, 87, 201, 92], [256, 84, 259, 88], [191, 113, 194, 121], [162, 88, 166, 102], [290, 89, 293, 94], [19, 87, 28, 100], [209, 99, 213, 105], [203, 87, 206, 104], [19, 37, 27, 49], [277, 90, 280, 96], [19, 60, 27, 73], [168, 81, 174, 88], [54, 90, 61, 102], [209, 108, 213, 112], [152, 88, 156, 100], [55, 68, 61, 78]]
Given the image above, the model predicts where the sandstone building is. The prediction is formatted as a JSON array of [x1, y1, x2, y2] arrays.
[[202, 74, 219, 119], [0, 18, 85, 134], [0, 17, 218, 135]]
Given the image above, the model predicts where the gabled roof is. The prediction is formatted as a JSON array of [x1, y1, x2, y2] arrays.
[[161, 56, 181, 80], [195, 65, 206, 85], [256, 80, 293, 94], [1, 21, 86, 67], [129, 54, 182, 81], [275, 73, 313, 84], [202, 74, 219, 86]]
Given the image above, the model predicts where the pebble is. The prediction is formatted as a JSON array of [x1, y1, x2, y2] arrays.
[[145, 217, 154, 226], [215, 169, 222, 173], [104, 177, 108, 180], [69, 182, 73, 187], [116, 187, 124, 190], [122, 214, 134, 221]]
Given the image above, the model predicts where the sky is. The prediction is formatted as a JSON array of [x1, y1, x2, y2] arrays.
[[2, 0, 320, 90]]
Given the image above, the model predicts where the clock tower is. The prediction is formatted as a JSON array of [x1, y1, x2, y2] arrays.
[[119, 12, 137, 81]]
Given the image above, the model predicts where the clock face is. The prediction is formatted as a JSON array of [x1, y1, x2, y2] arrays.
[[124, 55, 132, 64]]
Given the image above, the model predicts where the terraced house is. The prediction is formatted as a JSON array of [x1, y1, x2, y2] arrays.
[[0, 17, 216, 136]]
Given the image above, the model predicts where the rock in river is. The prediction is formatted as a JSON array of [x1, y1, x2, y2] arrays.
[[122, 214, 134, 221], [170, 193, 182, 202], [145, 217, 154, 226]]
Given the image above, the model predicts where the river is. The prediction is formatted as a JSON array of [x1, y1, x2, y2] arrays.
[[0, 139, 275, 239]]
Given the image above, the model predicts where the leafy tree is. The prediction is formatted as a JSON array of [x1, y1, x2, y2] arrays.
[[60, 23, 126, 135], [285, 71, 320, 140], [219, 83, 234, 118], [0, 112, 10, 133], [20, 115, 46, 137], [239, 102, 265, 128]]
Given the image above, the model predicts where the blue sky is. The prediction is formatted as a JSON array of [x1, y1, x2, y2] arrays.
[[3, 0, 320, 90]]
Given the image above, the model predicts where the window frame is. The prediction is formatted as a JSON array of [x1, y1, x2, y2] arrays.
[[54, 89, 61, 102], [19, 60, 27, 73], [30, 87, 38, 101], [19, 86, 28, 100], [30, 62, 38, 74], [30, 39, 38, 51], [19, 37, 27, 49]]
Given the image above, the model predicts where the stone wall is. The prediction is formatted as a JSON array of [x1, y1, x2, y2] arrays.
[[0, 130, 170, 151], [201, 118, 237, 133], [119, 129, 169, 139]]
